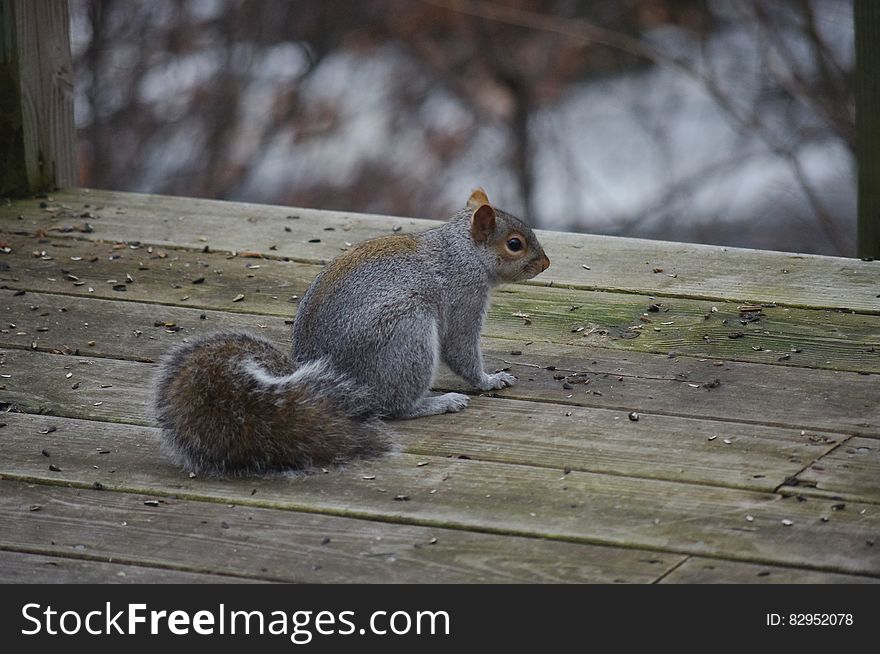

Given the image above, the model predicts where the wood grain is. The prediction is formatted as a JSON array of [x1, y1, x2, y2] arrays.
[[0, 0, 76, 195], [0, 549, 258, 584], [786, 438, 880, 504], [0, 352, 846, 491], [1, 232, 878, 372], [2, 188, 879, 312], [0, 479, 683, 584], [659, 556, 880, 584], [2, 306, 877, 437], [0, 413, 877, 575], [2, 188, 877, 582]]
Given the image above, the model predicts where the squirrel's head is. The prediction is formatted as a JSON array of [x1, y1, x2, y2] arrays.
[[467, 188, 550, 283]]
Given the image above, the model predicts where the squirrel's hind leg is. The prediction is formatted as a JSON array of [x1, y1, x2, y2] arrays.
[[395, 392, 470, 419], [356, 308, 448, 418]]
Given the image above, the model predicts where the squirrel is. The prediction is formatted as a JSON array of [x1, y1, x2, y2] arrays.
[[153, 188, 550, 476]]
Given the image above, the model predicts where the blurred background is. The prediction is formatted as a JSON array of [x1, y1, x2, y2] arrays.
[[70, 0, 856, 255]]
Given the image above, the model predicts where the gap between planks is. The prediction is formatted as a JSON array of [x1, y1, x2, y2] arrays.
[[3, 188, 879, 314], [1, 291, 878, 436], [2, 336, 877, 440], [0, 355, 862, 496], [1, 232, 878, 374], [2, 470, 877, 579], [0, 479, 682, 583], [5, 480, 876, 584], [0, 548, 265, 584], [1, 413, 878, 576]]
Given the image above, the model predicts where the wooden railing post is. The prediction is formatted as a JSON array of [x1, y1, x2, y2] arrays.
[[0, 0, 75, 197], [856, 0, 880, 258]]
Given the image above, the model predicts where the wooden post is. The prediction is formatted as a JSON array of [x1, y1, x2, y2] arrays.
[[0, 0, 75, 197], [856, 0, 880, 258]]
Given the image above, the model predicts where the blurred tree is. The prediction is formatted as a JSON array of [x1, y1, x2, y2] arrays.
[[72, 0, 856, 254]]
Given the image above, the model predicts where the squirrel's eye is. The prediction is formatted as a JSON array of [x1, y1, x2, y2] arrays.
[[506, 238, 523, 252]]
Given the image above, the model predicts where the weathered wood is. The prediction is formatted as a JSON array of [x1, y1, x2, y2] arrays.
[[492, 285, 880, 374], [476, 341, 880, 439], [0, 479, 682, 583], [403, 399, 838, 492], [0, 347, 154, 424], [3, 189, 879, 312], [0, 289, 285, 363], [0, 549, 258, 583], [0, 364, 844, 494], [785, 437, 880, 504], [2, 189, 878, 582], [0, 232, 311, 318], [2, 301, 878, 437], [856, 0, 880, 258], [0, 354, 848, 491], [659, 557, 880, 584], [2, 234, 878, 373], [0, 0, 76, 196], [1, 413, 878, 575]]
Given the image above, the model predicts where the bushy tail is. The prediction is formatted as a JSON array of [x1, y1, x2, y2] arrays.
[[153, 331, 391, 476]]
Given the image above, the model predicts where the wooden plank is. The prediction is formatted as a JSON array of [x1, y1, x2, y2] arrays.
[[0, 347, 153, 425], [3, 306, 878, 438], [491, 285, 880, 374], [0, 289, 285, 363], [477, 340, 880, 438], [403, 399, 837, 492], [2, 234, 878, 373], [0, 549, 258, 584], [17, 326, 852, 509], [659, 557, 880, 584], [0, 414, 877, 575], [856, 0, 880, 258], [0, 0, 76, 196], [2, 188, 880, 312], [0, 232, 312, 318], [0, 354, 846, 491], [0, 480, 683, 585], [784, 438, 880, 505]]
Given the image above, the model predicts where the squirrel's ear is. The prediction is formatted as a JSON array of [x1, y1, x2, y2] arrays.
[[467, 187, 490, 209], [470, 204, 496, 243]]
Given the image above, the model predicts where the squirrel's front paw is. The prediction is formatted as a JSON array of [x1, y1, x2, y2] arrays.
[[439, 392, 470, 413], [480, 371, 517, 390]]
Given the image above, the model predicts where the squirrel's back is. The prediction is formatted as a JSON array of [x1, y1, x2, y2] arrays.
[[154, 331, 389, 476]]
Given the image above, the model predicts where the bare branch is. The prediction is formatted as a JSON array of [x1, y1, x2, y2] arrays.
[[423, 0, 851, 254]]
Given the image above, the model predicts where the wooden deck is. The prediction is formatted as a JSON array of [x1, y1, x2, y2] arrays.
[[0, 188, 878, 584]]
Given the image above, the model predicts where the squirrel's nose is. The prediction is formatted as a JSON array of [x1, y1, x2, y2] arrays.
[[540, 253, 550, 272]]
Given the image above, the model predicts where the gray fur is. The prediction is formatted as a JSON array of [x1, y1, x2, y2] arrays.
[[153, 202, 548, 476], [292, 208, 549, 414]]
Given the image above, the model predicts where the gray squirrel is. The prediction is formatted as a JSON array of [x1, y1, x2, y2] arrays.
[[153, 189, 550, 476]]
